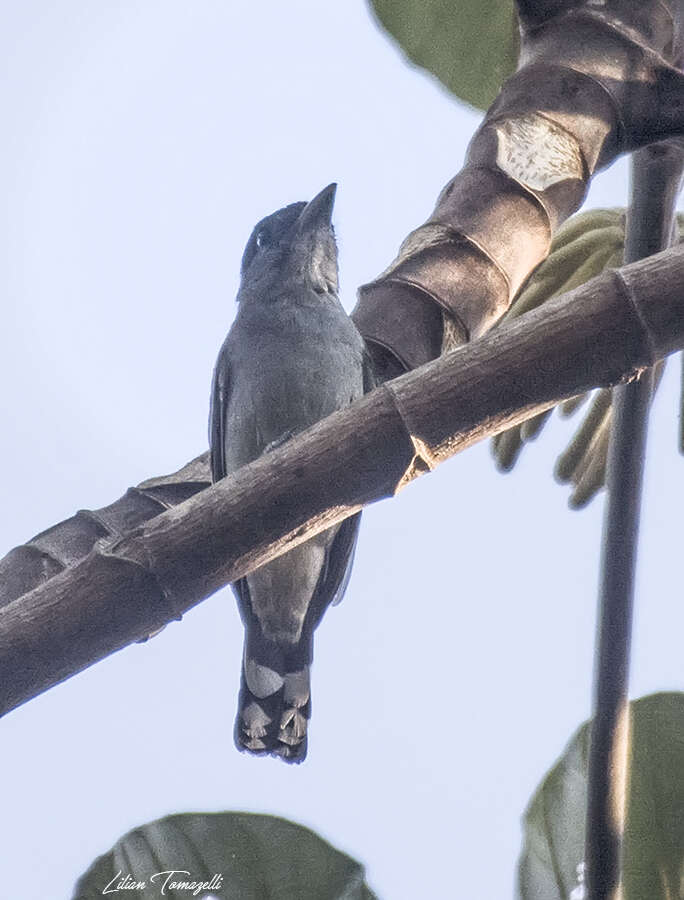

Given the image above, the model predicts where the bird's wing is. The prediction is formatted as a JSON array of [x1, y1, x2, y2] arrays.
[[317, 347, 373, 611], [322, 511, 362, 610], [209, 350, 229, 482], [282, 513, 363, 640], [211, 352, 253, 609], [321, 347, 374, 609]]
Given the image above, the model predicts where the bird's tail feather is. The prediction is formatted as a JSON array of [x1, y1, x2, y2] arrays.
[[235, 639, 312, 763]]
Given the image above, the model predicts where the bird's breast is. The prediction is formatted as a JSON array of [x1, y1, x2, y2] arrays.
[[224, 294, 365, 470]]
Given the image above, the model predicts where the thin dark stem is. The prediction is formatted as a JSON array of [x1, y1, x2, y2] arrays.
[[585, 142, 684, 900]]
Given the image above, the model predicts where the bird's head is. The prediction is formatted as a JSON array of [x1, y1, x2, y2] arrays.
[[238, 183, 339, 299]]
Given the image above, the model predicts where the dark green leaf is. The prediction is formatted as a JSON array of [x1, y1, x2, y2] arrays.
[[73, 812, 376, 900], [518, 692, 684, 900], [369, 0, 518, 110]]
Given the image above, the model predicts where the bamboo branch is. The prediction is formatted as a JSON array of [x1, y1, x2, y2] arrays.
[[0, 454, 210, 611], [1, 244, 684, 717], [354, 0, 684, 376]]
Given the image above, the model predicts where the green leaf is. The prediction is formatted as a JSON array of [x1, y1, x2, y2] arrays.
[[518, 692, 684, 900], [73, 812, 376, 900], [369, 0, 519, 110], [492, 208, 684, 508], [506, 209, 625, 320], [491, 209, 626, 498]]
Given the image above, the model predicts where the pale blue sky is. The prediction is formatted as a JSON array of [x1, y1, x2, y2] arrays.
[[1, 3, 682, 899]]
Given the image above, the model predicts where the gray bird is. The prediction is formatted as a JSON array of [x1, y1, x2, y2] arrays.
[[209, 184, 374, 762]]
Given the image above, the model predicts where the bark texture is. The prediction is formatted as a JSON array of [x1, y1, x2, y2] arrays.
[[0, 454, 210, 611], [353, 0, 684, 375], [2, 244, 684, 717]]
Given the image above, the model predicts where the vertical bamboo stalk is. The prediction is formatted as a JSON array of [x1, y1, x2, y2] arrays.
[[585, 142, 684, 899]]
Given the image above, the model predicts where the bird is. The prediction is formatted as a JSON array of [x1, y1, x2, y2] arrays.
[[209, 184, 374, 762]]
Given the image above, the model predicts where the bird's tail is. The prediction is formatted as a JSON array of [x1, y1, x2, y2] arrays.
[[235, 634, 312, 763]]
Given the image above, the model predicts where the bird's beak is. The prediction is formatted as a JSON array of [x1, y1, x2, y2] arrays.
[[297, 183, 337, 233]]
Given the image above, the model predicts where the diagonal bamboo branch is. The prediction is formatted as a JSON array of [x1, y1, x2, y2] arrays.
[[1, 243, 684, 718], [355, 0, 684, 378], [0, 454, 210, 612], [7, 6, 680, 604]]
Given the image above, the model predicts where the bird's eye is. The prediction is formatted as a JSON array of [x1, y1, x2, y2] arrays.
[[255, 229, 270, 249]]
